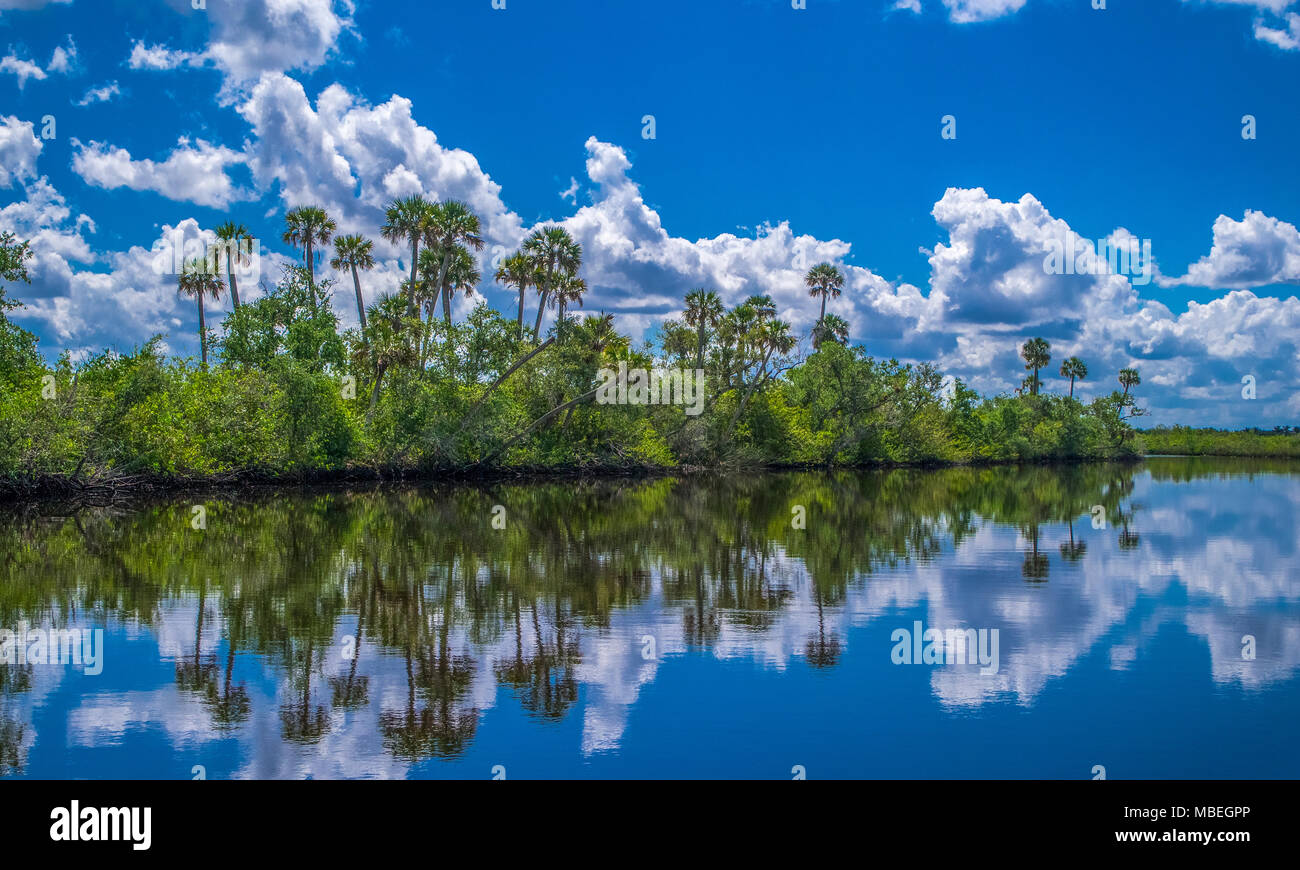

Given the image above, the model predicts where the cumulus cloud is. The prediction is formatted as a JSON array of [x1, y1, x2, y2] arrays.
[[0, 115, 42, 186], [128, 0, 354, 95], [0, 0, 72, 12], [71, 137, 252, 209], [1159, 210, 1300, 289]]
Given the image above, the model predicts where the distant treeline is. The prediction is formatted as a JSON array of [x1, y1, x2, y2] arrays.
[[1142, 426, 1300, 458]]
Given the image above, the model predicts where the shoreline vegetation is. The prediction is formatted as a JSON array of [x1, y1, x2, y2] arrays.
[[0, 204, 1291, 506]]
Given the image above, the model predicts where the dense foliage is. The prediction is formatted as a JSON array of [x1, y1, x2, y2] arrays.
[[1142, 425, 1300, 458], [0, 212, 1166, 492]]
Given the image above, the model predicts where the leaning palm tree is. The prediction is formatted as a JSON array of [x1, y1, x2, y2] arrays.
[[381, 194, 435, 316], [282, 206, 336, 302], [683, 289, 724, 369], [1118, 367, 1141, 398], [330, 234, 376, 334], [426, 200, 485, 328], [1020, 337, 1051, 396], [495, 252, 536, 342], [178, 256, 225, 367], [213, 221, 250, 309], [1060, 356, 1088, 399], [522, 225, 582, 339], [806, 262, 844, 346]]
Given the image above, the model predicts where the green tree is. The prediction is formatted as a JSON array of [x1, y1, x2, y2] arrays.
[[381, 195, 435, 316], [1119, 366, 1140, 398], [806, 263, 844, 348], [213, 222, 251, 309], [426, 201, 485, 329], [683, 289, 723, 369], [330, 234, 376, 335], [282, 206, 336, 301], [1060, 356, 1088, 399], [1021, 337, 1051, 396], [495, 252, 536, 342], [522, 226, 582, 340], [178, 256, 225, 367]]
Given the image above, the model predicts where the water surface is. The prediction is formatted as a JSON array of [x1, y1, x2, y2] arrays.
[[2, 457, 1297, 779]]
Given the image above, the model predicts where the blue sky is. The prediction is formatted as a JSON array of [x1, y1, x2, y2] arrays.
[[1, 0, 1297, 426]]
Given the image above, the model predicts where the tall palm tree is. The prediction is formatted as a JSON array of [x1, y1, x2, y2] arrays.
[[282, 206, 336, 303], [496, 252, 536, 342], [426, 200, 485, 328], [1020, 337, 1051, 396], [359, 293, 420, 419], [1119, 367, 1141, 398], [522, 225, 582, 339], [330, 234, 375, 335], [178, 256, 224, 367], [683, 289, 724, 369], [381, 195, 435, 316], [213, 222, 250, 309], [1060, 356, 1088, 399], [806, 262, 844, 346]]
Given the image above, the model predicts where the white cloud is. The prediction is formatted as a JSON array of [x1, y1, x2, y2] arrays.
[[0, 0, 72, 11], [71, 137, 252, 209], [75, 80, 120, 106], [127, 40, 203, 71], [942, 0, 1028, 23], [1160, 210, 1300, 289], [1254, 11, 1300, 49], [46, 35, 75, 73], [0, 114, 41, 186], [0, 54, 47, 88], [891, 0, 923, 13]]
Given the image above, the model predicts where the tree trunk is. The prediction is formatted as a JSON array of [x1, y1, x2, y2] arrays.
[[533, 290, 549, 339], [367, 363, 387, 422], [437, 251, 453, 329], [406, 238, 420, 316], [197, 293, 207, 367], [306, 239, 317, 309], [696, 324, 705, 370], [483, 385, 598, 465], [517, 290, 526, 342], [226, 248, 241, 309], [351, 265, 368, 336], [458, 337, 555, 433]]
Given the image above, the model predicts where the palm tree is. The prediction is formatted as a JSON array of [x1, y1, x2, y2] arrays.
[[551, 273, 587, 328], [359, 293, 419, 419], [683, 289, 724, 369], [806, 262, 844, 346], [381, 195, 435, 316], [813, 313, 850, 347], [745, 294, 777, 321], [1119, 367, 1141, 398], [726, 318, 795, 439], [426, 201, 485, 328], [282, 206, 336, 303], [1060, 356, 1088, 399], [496, 252, 536, 342], [522, 226, 582, 339], [177, 256, 224, 367], [213, 222, 250, 309], [1020, 337, 1051, 396], [330, 234, 375, 335]]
